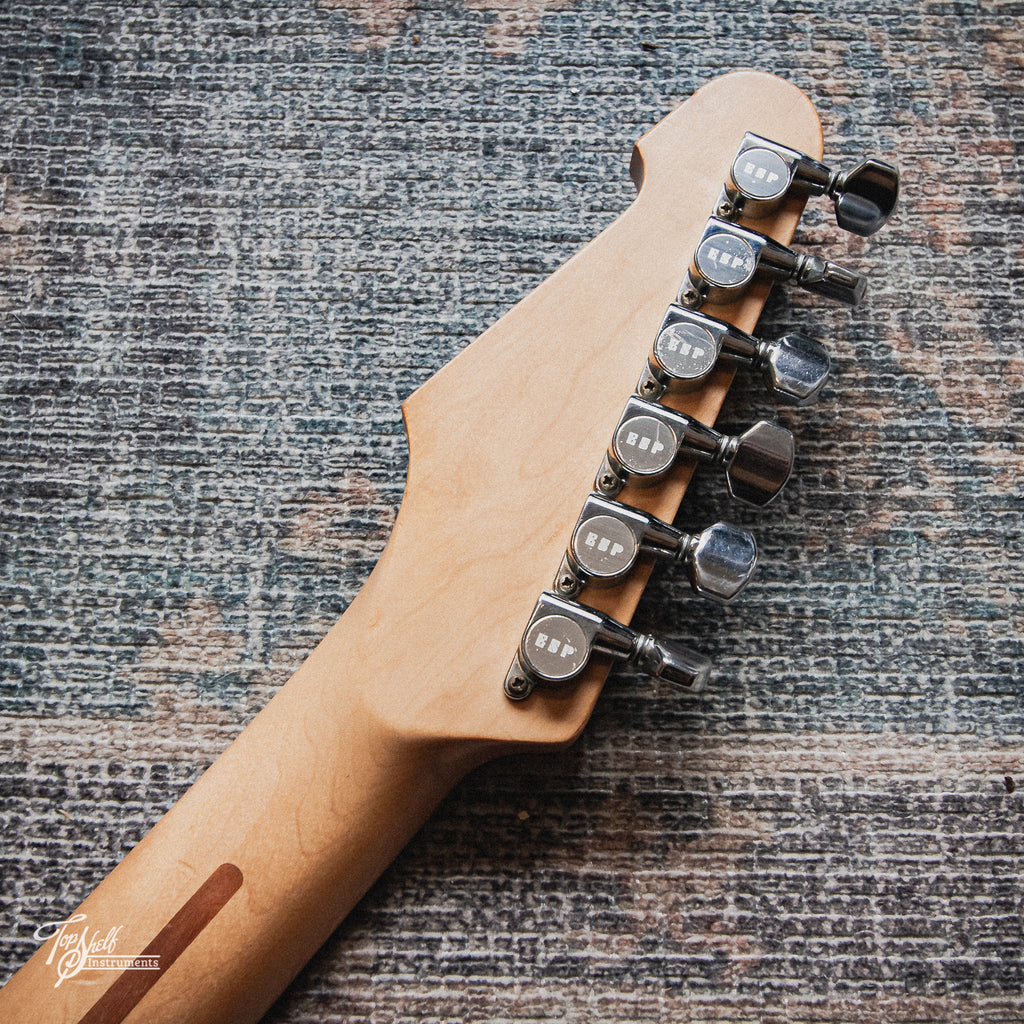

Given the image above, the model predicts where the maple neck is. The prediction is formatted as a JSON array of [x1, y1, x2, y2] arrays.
[[0, 594, 484, 1024], [0, 72, 822, 1023]]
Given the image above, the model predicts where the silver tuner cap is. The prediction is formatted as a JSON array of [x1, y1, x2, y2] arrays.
[[721, 420, 795, 506], [723, 134, 809, 218], [756, 331, 831, 405], [725, 133, 899, 236], [683, 218, 868, 308], [639, 306, 725, 397], [559, 494, 649, 592], [600, 396, 684, 492], [504, 591, 709, 700], [684, 522, 758, 602]]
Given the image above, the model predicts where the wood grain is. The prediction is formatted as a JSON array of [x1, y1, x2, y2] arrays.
[[0, 72, 821, 1023]]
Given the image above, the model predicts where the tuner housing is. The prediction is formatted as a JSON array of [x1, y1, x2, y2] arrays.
[[555, 494, 757, 602], [504, 592, 710, 701], [680, 217, 867, 309], [597, 396, 794, 507], [720, 132, 900, 237], [637, 305, 831, 405]]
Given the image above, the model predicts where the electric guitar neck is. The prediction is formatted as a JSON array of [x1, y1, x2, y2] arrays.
[[0, 71, 898, 1023]]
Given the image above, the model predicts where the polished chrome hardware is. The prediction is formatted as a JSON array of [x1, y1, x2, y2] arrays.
[[679, 217, 867, 308], [554, 493, 756, 602], [637, 305, 831, 405], [718, 132, 900, 236], [595, 395, 794, 506], [503, 591, 710, 700], [503, 128, 891, 703]]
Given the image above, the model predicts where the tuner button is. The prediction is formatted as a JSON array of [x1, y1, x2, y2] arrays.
[[794, 254, 868, 305], [633, 635, 711, 692], [686, 523, 758, 602], [759, 332, 831, 405], [723, 421, 794, 506], [830, 158, 900, 237]]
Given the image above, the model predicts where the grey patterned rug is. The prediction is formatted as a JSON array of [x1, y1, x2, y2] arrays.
[[2, 2, 1022, 1021]]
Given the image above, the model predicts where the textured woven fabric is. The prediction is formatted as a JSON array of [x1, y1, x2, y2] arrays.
[[1, 2, 1022, 1021]]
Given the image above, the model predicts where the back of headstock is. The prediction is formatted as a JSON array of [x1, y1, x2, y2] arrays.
[[380, 70, 897, 750], [0, 71, 900, 1024]]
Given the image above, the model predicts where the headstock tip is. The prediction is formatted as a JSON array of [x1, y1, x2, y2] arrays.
[[631, 72, 824, 204]]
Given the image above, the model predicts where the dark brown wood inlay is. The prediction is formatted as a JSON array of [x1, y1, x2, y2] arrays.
[[76, 862, 243, 1024]]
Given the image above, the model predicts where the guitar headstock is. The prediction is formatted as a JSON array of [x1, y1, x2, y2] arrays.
[[342, 71, 897, 755]]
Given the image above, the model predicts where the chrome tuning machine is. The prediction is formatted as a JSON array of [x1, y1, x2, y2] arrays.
[[718, 132, 900, 237], [679, 217, 868, 309], [554, 493, 757, 601], [637, 305, 831, 405], [504, 591, 711, 701], [596, 395, 794, 507]]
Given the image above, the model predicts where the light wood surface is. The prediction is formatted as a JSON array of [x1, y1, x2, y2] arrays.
[[0, 71, 821, 1024]]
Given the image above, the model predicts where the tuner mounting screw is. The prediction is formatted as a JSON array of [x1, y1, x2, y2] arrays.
[[597, 470, 619, 494], [504, 673, 532, 701], [556, 572, 578, 594], [679, 285, 701, 309]]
